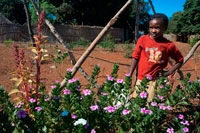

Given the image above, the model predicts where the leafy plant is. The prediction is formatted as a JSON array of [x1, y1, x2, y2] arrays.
[[99, 34, 116, 52], [123, 41, 135, 58], [69, 37, 90, 49], [4, 39, 14, 47]]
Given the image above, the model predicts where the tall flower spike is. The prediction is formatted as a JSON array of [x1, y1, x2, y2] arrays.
[[13, 43, 20, 69]]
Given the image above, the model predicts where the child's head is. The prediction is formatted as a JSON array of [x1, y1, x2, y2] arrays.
[[149, 13, 168, 40]]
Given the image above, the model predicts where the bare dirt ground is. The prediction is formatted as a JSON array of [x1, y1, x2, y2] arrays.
[[0, 41, 200, 94]]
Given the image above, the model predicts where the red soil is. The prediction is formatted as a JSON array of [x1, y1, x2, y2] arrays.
[[0, 41, 200, 94]]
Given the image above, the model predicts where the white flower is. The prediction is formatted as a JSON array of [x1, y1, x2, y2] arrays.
[[74, 118, 87, 126]]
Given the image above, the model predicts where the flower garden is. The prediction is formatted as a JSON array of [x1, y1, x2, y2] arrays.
[[1, 8, 200, 133]]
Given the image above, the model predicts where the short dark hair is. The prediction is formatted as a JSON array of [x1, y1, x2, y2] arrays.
[[150, 13, 168, 27]]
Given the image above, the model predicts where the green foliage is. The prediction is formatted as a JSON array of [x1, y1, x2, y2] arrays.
[[4, 39, 14, 47], [168, 0, 200, 37], [188, 35, 199, 47], [69, 37, 89, 49], [123, 41, 135, 58], [0, 0, 26, 24], [29, 1, 57, 25], [99, 34, 116, 51]]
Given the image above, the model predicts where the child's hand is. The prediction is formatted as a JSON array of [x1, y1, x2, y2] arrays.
[[156, 70, 170, 78]]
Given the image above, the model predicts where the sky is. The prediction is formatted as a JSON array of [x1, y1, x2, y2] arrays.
[[145, 0, 187, 18]]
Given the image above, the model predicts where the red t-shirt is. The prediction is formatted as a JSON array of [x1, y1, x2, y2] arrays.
[[132, 35, 183, 80]]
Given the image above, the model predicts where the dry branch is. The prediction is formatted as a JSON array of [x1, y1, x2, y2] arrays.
[[60, 0, 133, 87]]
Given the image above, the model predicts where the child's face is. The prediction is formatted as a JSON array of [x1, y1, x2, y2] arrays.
[[149, 18, 167, 40]]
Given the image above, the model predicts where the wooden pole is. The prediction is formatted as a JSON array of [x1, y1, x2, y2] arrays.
[[60, 0, 133, 87]]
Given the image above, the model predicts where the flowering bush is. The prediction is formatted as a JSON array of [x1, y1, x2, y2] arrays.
[[1, 64, 200, 132]]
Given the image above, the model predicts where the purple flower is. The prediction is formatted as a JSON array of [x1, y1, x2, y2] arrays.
[[107, 76, 114, 81], [91, 129, 96, 133], [83, 89, 91, 96], [183, 127, 189, 132], [140, 92, 147, 98], [15, 104, 21, 108], [117, 79, 123, 83], [178, 114, 184, 119], [64, 89, 71, 95], [147, 74, 152, 80], [167, 128, 174, 133], [104, 106, 115, 113], [125, 73, 130, 77], [35, 107, 42, 111], [122, 110, 131, 115], [71, 114, 76, 119], [84, 123, 89, 129], [90, 105, 99, 111], [54, 96, 59, 100], [17, 109, 27, 118], [151, 102, 157, 107], [29, 98, 36, 103], [51, 85, 56, 89]]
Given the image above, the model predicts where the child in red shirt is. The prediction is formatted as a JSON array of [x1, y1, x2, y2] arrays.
[[129, 13, 183, 101]]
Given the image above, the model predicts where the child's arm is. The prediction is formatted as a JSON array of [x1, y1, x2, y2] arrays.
[[157, 62, 183, 77], [129, 58, 138, 77]]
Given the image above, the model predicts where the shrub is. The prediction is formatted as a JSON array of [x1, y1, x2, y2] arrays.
[[123, 41, 135, 58], [99, 34, 116, 52], [69, 37, 90, 49]]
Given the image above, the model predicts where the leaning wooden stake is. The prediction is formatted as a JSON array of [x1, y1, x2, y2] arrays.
[[30, 0, 92, 85], [60, 0, 133, 87], [148, 0, 156, 14]]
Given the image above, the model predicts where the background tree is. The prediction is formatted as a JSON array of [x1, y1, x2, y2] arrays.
[[167, 0, 200, 41], [0, 0, 26, 24]]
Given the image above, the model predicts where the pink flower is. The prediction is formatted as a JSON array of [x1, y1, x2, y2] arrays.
[[51, 85, 56, 89], [67, 68, 72, 71], [125, 73, 130, 77], [71, 114, 76, 119], [101, 92, 108, 96], [107, 76, 114, 81], [147, 74, 152, 80], [35, 107, 42, 111], [20, 102, 24, 105], [122, 110, 131, 115], [158, 95, 163, 100], [159, 106, 166, 110], [140, 92, 147, 98], [104, 106, 115, 113], [151, 102, 157, 107], [183, 127, 189, 132], [167, 106, 173, 110], [55, 80, 60, 83], [117, 79, 123, 83], [68, 79, 75, 84], [160, 85, 165, 88], [178, 114, 184, 119], [91, 129, 96, 133], [64, 89, 71, 95], [167, 128, 174, 133], [29, 98, 36, 103], [141, 107, 147, 114], [83, 89, 91, 96], [147, 109, 153, 115], [181, 120, 190, 126], [90, 105, 99, 111], [15, 104, 21, 108], [44, 98, 50, 101], [40, 80, 45, 83]]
